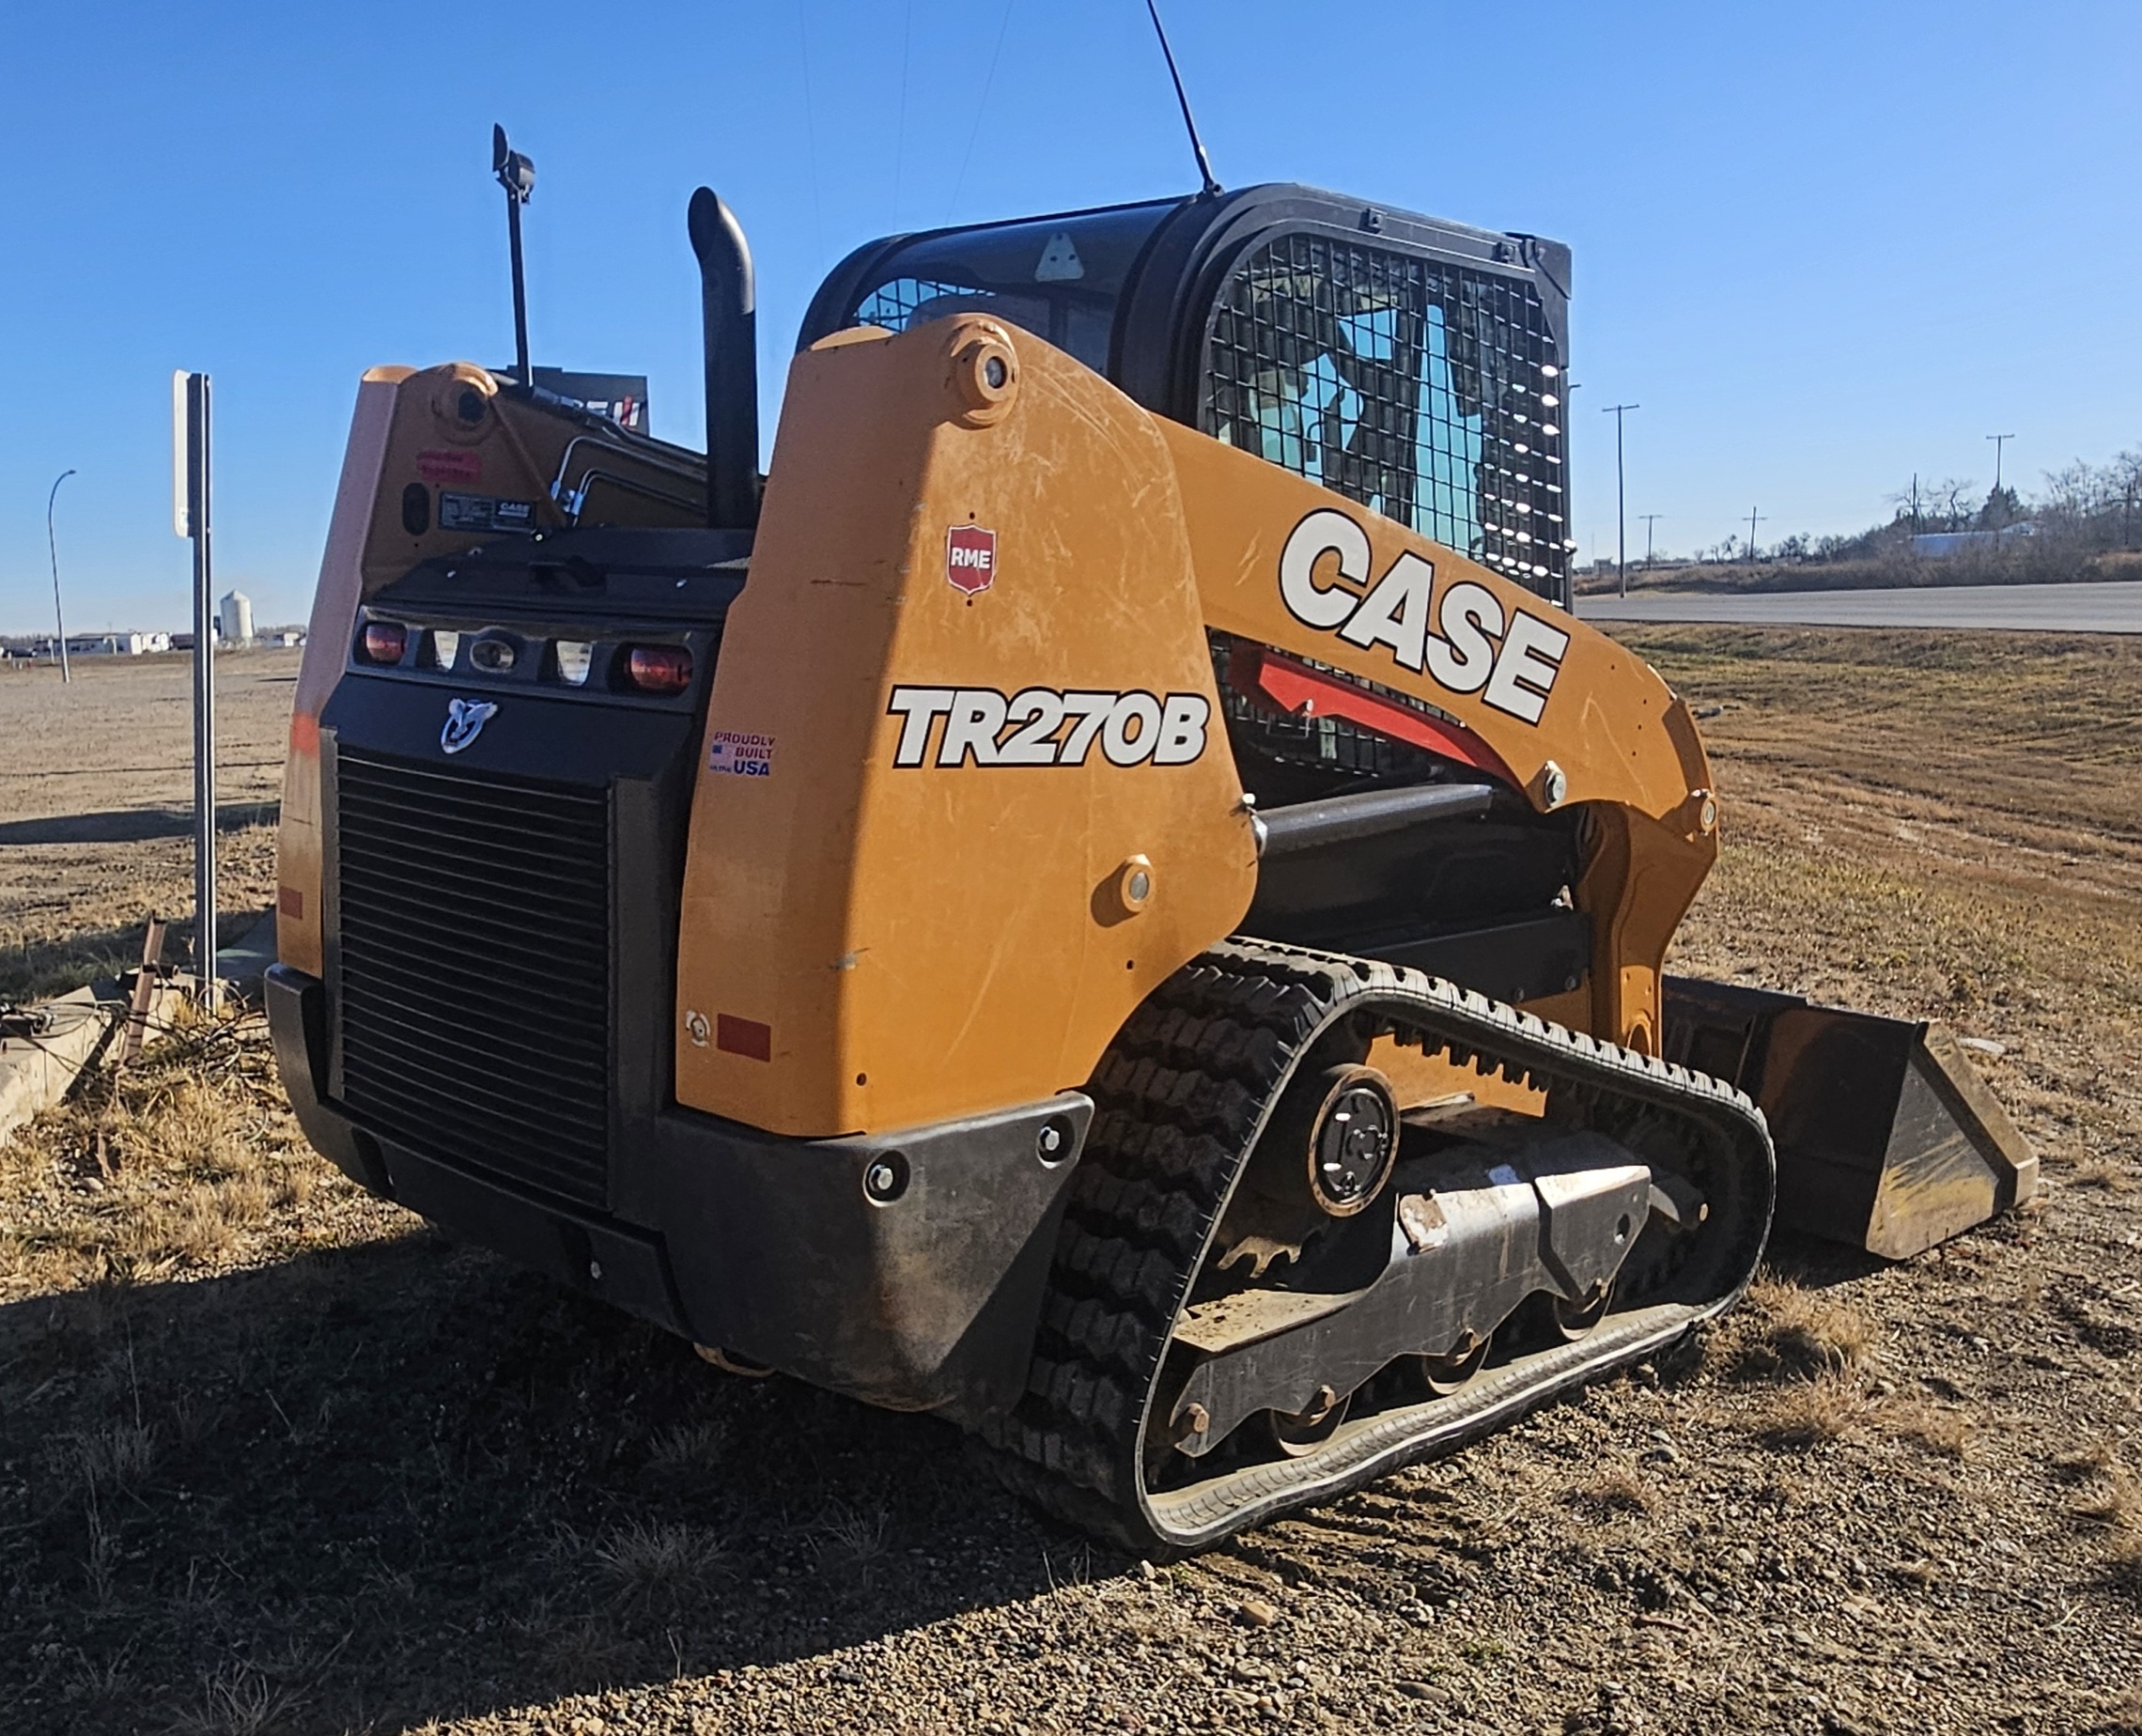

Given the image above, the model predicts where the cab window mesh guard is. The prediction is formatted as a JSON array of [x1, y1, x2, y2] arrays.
[[1203, 233, 1567, 600]]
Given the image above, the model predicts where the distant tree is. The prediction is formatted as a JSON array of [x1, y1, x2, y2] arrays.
[[1978, 484, 2024, 530]]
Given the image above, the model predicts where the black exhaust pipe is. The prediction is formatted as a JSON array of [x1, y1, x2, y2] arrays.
[[687, 187, 760, 532]]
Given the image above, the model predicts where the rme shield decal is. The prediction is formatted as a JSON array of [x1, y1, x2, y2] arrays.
[[887, 687, 1211, 769], [1278, 508, 1570, 725]]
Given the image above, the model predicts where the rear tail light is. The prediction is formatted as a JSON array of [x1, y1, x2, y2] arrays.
[[625, 644, 692, 694], [359, 621, 409, 665], [429, 629, 460, 670]]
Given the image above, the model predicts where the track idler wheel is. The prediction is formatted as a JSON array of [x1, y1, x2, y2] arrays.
[[1219, 1062, 1401, 1272], [1268, 1385, 1349, 1457], [1416, 1336, 1491, 1397], [1307, 1064, 1401, 1215], [1510, 1279, 1617, 1349]]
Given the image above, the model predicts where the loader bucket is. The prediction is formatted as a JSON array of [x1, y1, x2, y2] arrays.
[[1662, 978, 2040, 1260]]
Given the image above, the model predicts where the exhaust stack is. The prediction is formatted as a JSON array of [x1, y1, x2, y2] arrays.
[[688, 187, 760, 532]]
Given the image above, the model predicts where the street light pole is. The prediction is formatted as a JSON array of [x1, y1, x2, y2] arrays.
[[1603, 404, 1639, 598], [46, 469, 76, 683]]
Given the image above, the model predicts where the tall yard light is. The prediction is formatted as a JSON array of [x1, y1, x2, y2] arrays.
[[46, 469, 76, 682]]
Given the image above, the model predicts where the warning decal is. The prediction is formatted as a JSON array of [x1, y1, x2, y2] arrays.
[[416, 449, 483, 485]]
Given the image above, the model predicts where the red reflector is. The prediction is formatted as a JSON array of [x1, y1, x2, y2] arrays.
[[715, 1015, 772, 1062], [277, 885, 305, 921], [360, 621, 409, 665], [626, 644, 693, 694]]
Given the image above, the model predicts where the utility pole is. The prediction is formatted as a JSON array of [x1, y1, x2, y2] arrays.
[[1986, 433, 2015, 498], [1638, 513, 1664, 568], [1603, 403, 1639, 597], [46, 469, 76, 683], [1746, 506, 1767, 564]]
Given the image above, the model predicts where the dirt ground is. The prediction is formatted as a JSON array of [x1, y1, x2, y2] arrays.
[[2, 629, 2138, 1736], [0, 650, 298, 1000]]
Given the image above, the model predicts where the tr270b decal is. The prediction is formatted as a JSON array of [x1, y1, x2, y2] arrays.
[[886, 687, 1210, 768]]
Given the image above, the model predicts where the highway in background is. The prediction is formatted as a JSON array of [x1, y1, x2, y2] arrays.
[[1577, 580, 2142, 633]]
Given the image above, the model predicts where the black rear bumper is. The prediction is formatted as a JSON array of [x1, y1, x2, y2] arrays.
[[268, 963, 1084, 1420]]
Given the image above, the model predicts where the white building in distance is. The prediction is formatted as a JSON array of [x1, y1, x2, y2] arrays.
[[217, 590, 255, 645]]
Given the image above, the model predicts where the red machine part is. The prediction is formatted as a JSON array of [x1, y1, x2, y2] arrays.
[[1227, 642, 1521, 790]]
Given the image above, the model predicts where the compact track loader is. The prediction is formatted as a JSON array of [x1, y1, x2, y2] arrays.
[[271, 178, 2036, 1551]]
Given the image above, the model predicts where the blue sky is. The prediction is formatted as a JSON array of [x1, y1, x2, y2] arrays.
[[4, 0, 2136, 633]]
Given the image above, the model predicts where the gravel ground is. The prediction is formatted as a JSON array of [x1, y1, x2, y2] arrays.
[[1, 628, 2137, 1735]]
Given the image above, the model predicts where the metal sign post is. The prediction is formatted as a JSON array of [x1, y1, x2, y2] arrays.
[[173, 371, 217, 1001]]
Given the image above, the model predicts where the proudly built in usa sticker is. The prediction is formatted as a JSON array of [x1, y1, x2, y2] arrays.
[[707, 730, 775, 778]]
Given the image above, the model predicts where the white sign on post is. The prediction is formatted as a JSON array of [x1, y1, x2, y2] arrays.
[[172, 369, 195, 539]]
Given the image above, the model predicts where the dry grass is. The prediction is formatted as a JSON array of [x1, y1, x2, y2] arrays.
[[168, 1665, 304, 1736], [2056, 1440, 2125, 1482], [588, 1519, 728, 1603], [2068, 1470, 2138, 1530], [62, 1420, 160, 1494], [2097, 1686, 2142, 1735], [0, 1010, 396, 1300], [812, 1500, 892, 1572], [1571, 1465, 1658, 1519], [2065, 1156, 2138, 1194], [1730, 1278, 1875, 1381], [1751, 1376, 1869, 1449], [1874, 1398, 1973, 1460], [647, 1419, 730, 1474]]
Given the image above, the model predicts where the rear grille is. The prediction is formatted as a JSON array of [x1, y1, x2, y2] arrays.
[[334, 751, 612, 1208]]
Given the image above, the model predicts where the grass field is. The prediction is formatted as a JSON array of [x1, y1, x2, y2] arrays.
[[2, 630, 2138, 1735]]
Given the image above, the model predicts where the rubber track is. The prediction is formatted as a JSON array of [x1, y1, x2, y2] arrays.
[[977, 938, 1773, 1555]]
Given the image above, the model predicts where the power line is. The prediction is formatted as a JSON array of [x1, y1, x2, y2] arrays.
[[793, 1, 824, 256], [892, 0, 913, 226], [948, 0, 1019, 222]]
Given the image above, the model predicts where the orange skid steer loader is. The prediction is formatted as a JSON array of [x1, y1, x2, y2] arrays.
[[270, 179, 2035, 1551]]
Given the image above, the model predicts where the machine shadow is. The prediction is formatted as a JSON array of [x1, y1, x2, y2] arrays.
[[0, 1230, 1102, 1733], [0, 801, 279, 847]]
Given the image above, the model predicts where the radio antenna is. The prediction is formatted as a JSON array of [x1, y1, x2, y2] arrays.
[[1142, 0, 1219, 198]]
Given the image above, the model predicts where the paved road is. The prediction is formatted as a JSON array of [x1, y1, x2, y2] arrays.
[[1577, 579, 2142, 633]]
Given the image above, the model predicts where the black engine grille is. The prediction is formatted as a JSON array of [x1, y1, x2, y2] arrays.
[[334, 751, 613, 1208]]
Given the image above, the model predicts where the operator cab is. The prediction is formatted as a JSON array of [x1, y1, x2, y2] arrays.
[[801, 187, 1584, 997], [799, 184, 1574, 609]]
